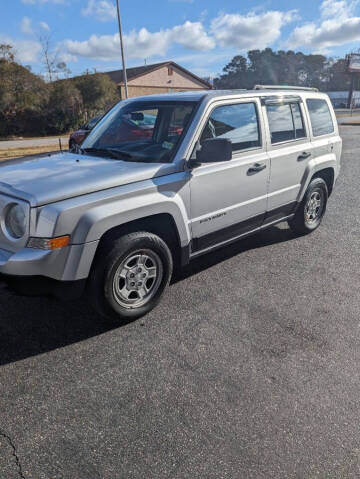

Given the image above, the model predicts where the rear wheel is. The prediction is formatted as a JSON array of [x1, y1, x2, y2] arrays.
[[288, 178, 328, 235], [88, 232, 173, 323]]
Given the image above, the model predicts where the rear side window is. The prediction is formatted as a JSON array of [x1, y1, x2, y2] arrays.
[[266, 103, 306, 144], [200, 103, 261, 152], [306, 99, 334, 137]]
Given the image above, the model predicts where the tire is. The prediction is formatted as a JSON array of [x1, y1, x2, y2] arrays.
[[88, 232, 173, 323], [69, 140, 76, 152], [288, 177, 328, 235]]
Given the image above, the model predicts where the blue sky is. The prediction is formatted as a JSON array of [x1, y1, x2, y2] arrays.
[[2, 0, 360, 79]]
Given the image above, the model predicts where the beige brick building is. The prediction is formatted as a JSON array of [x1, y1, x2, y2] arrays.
[[105, 61, 212, 99]]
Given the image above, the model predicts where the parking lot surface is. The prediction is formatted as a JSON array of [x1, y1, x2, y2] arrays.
[[0, 125, 359, 478]]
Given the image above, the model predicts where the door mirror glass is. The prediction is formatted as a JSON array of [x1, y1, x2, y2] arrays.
[[131, 112, 145, 122], [196, 138, 232, 163]]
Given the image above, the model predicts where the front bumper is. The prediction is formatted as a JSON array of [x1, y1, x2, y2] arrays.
[[0, 241, 99, 282]]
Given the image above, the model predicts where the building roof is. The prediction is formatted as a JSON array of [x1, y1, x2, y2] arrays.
[[105, 61, 212, 89]]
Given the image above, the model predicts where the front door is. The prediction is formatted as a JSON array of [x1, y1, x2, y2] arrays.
[[189, 99, 269, 253]]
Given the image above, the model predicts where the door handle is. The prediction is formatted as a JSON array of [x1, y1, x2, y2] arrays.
[[297, 152, 311, 161], [247, 163, 267, 175]]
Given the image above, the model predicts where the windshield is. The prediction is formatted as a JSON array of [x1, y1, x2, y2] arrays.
[[81, 100, 197, 163]]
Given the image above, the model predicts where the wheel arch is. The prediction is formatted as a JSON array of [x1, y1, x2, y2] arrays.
[[310, 167, 335, 196], [94, 213, 186, 270], [299, 156, 336, 202]]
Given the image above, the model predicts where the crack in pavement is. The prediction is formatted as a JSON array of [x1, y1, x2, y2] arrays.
[[0, 428, 26, 479]]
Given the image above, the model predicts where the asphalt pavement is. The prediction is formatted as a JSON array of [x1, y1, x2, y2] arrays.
[[1, 125, 360, 478]]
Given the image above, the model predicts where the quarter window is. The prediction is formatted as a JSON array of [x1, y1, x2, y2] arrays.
[[266, 103, 306, 144], [306, 99, 334, 137], [200, 103, 261, 152]]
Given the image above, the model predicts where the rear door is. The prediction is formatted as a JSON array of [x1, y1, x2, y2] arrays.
[[263, 95, 313, 223], [305, 97, 341, 174]]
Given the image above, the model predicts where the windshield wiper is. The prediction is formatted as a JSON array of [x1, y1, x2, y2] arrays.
[[82, 147, 133, 160]]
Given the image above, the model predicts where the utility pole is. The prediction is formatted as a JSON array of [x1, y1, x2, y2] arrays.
[[347, 73, 355, 110], [116, 0, 128, 99]]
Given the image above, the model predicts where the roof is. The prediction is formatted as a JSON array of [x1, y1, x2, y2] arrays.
[[123, 88, 327, 104], [105, 61, 212, 89]]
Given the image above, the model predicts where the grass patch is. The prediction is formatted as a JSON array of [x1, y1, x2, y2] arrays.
[[0, 145, 62, 161]]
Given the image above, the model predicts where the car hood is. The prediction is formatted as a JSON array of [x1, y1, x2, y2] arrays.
[[0, 152, 179, 206]]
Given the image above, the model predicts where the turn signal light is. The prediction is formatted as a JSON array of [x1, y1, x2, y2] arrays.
[[27, 235, 70, 250]]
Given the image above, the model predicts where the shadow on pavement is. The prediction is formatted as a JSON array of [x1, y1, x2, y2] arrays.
[[0, 224, 298, 366], [174, 225, 298, 282]]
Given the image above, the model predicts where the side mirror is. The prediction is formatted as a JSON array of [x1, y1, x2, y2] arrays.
[[195, 138, 232, 164], [131, 112, 144, 121]]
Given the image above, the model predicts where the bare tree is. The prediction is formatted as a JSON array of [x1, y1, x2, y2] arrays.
[[39, 34, 60, 82], [39, 35, 71, 81], [39, 34, 57, 81]]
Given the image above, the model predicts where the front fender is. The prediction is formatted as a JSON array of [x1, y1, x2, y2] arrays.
[[33, 172, 191, 281], [73, 192, 191, 246], [59, 172, 192, 247]]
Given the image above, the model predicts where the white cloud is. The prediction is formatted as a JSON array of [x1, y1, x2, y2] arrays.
[[21, 17, 51, 36], [16, 40, 42, 63], [81, 0, 116, 22], [0, 35, 41, 63], [21, 16, 33, 34], [40, 21, 50, 31], [64, 20, 215, 61], [211, 10, 297, 50], [171, 21, 215, 51], [320, 0, 358, 19], [57, 51, 77, 63], [65, 30, 169, 61], [287, 0, 360, 52], [125, 28, 173, 58]]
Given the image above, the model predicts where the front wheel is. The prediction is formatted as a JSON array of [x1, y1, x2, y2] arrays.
[[88, 232, 173, 323], [288, 177, 328, 235]]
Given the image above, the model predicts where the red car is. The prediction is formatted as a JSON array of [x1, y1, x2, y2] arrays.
[[69, 115, 102, 150]]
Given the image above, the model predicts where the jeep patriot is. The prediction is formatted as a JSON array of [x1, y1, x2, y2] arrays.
[[0, 87, 341, 321]]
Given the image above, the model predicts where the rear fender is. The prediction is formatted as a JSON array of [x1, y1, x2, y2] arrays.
[[298, 153, 337, 201]]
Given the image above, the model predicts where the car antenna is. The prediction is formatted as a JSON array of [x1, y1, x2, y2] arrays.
[[59, 138, 63, 153]]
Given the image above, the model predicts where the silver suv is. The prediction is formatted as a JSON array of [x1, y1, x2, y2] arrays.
[[0, 87, 341, 322]]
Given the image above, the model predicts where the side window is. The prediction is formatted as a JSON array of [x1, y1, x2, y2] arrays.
[[200, 103, 261, 152], [266, 102, 306, 144], [306, 99, 334, 137]]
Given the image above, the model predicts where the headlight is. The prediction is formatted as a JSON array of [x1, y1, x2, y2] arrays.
[[5, 203, 26, 239]]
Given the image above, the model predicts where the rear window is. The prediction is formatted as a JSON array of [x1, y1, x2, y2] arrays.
[[306, 99, 334, 137], [266, 103, 306, 144]]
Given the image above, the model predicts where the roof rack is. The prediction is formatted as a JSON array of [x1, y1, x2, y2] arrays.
[[254, 85, 319, 92]]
